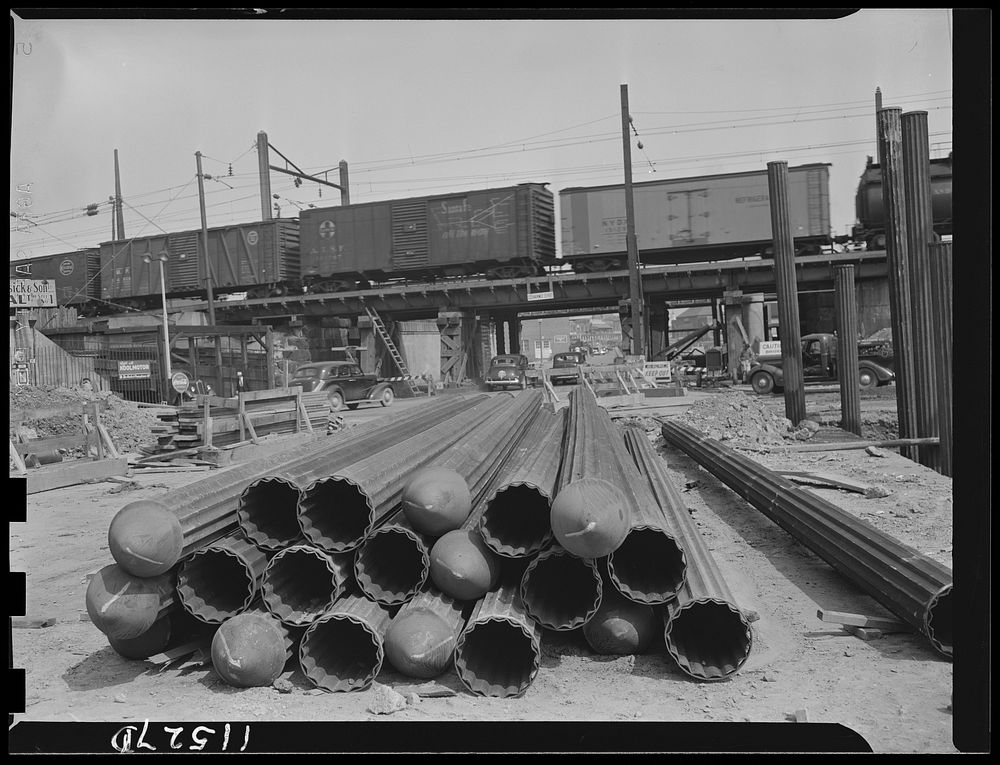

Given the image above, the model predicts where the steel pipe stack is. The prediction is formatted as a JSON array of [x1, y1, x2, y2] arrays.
[[455, 569, 542, 698], [85, 563, 179, 640], [298, 592, 393, 692], [902, 110, 940, 471], [624, 428, 753, 680], [297, 395, 514, 553], [929, 241, 952, 477], [876, 107, 919, 460], [582, 573, 659, 655], [261, 545, 353, 626], [519, 544, 602, 631], [834, 265, 863, 437], [107, 615, 174, 660], [175, 530, 270, 624], [211, 607, 301, 688], [479, 408, 565, 558], [237, 394, 489, 552], [383, 586, 469, 679], [660, 418, 952, 659], [766, 160, 807, 427]]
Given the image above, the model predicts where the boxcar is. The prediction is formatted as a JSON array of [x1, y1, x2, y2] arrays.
[[298, 183, 556, 290], [99, 220, 300, 306], [560, 163, 832, 270], [8, 249, 101, 307], [853, 153, 952, 249]]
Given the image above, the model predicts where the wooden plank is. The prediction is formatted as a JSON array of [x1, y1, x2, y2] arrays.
[[24, 457, 129, 495], [296, 394, 314, 434], [130, 465, 214, 474], [12, 434, 86, 456], [96, 422, 121, 460], [769, 437, 939, 453], [242, 411, 259, 444], [816, 609, 910, 631], [844, 626, 885, 640], [147, 639, 208, 666], [12, 617, 58, 629], [778, 471, 871, 494], [238, 387, 303, 402]]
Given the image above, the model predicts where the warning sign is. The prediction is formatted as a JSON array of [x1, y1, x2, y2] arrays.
[[117, 360, 153, 380], [9, 278, 57, 308], [12, 363, 29, 387]]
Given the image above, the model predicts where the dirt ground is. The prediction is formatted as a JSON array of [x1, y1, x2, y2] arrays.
[[9, 384, 956, 753]]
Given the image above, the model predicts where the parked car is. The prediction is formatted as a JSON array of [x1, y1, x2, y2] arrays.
[[485, 354, 530, 390], [748, 332, 895, 394], [289, 361, 396, 410], [549, 351, 587, 385]]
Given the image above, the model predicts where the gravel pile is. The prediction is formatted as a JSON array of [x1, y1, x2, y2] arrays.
[[674, 390, 795, 446]]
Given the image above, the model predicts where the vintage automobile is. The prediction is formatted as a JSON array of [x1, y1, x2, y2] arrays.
[[748, 332, 895, 394], [289, 360, 396, 410], [549, 351, 586, 385], [485, 354, 530, 390]]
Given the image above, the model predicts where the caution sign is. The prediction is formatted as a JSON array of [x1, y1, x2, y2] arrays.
[[117, 359, 153, 380], [9, 278, 57, 308], [12, 362, 29, 387]]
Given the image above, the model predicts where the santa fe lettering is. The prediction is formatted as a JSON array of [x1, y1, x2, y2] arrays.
[[110, 720, 250, 752]]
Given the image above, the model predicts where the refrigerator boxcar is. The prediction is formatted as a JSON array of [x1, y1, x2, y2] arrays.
[[99, 220, 300, 306], [299, 183, 556, 290], [559, 163, 832, 270], [8, 249, 101, 307]]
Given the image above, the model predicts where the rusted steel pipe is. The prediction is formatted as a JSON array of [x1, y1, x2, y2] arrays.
[[357, 392, 543, 605], [260, 545, 353, 626], [660, 418, 952, 659], [519, 544, 602, 630], [238, 394, 489, 550], [902, 111, 940, 470], [624, 428, 752, 680], [877, 107, 918, 460], [211, 606, 303, 687], [85, 563, 178, 640], [298, 592, 393, 692], [455, 569, 542, 698], [479, 408, 565, 558], [929, 241, 952, 476], [384, 586, 468, 679], [834, 265, 863, 437], [296, 394, 515, 553], [175, 530, 270, 624]]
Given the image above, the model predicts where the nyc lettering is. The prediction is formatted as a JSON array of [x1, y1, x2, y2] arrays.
[[110, 720, 250, 752]]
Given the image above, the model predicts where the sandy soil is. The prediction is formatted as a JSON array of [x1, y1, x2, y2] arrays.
[[9, 386, 956, 753]]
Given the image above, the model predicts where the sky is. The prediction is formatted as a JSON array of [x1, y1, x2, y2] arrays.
[[10, 10, 955, 263]]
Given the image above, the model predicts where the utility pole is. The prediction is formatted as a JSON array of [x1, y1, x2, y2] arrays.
[[114, 149, 125, 239], [197, 151, 225, 394], [621, 84, 645, 357], [339, 160, 350, 205], [257, 131, 273, 221]]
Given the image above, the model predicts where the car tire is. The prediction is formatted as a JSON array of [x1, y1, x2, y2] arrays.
[[328, 390, 344, 411], [380, 387, 395, 407], [346, 403, 359, 410], [859, 369, 877, 389], [750, 371, 775, 395], [519, 375, 527, 390]]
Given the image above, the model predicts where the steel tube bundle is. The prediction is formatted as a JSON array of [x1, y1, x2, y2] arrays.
[[237, 394, 489, 551], [107, 614, 173, 660], [211, 605, 302, 687], [455, 570, 542, 697], [834, 265, 863, 437], [623, 428, 752, 680], [550, 387, 633, 558], [929, 241, 952, 476], [384, 586, 468, 679], [175, 530, 270, 624], [85, 563, 178, 640], [479, 408, 566, 558], [298, 592, 393, 692], [296, 394, 515, 553], [519, 544, 602, 630], [261, 545, 353, 626], [660, 418, 953, 658], [582, 577, 660, 656], [357, 392, 543, 605]]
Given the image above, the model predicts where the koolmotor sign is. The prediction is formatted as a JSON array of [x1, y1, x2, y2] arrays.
[[9, 278, 57, 308], [117, 360, 153, 380]]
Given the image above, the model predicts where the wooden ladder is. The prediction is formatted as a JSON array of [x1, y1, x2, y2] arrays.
[[363, 305, 421, 396]]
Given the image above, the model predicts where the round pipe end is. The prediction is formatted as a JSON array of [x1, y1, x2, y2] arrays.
[[108, 499, 183, 578]]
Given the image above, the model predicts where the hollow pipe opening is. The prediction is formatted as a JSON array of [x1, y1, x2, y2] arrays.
[[608, 526, 686, 604], [481, 484, 553, 557], [299, 615, 383, 692], [925, 584, 953, 659], [177, 548, 255, 624], [298, 478, 373, 552], [262, 548, 342, 625], [665, 600, 752, 681], [521, 552, 601, 630], [238, 478, 303, 550], [456, 618, 538, 697], [355, 528, 429, 606]]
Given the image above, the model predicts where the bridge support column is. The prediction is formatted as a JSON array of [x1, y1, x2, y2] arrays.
[[508, 317, 521, 356], [648, 300, 667, 359], [437, 310, 477, 387], [723, 290, 744, 382], [741, 293, 766, 354], [494, 314, 508, 355]]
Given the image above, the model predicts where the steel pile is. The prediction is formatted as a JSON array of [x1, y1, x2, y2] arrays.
[[660, 418, 952, 659], [211, 606, 302, 688], [85, 563, 179, 640], [384, 586, 468, 679], [519, 544, 602, 630], [175, 530, 270, 624], [261, 545, 353, 626], [623, 427, 752, 680]]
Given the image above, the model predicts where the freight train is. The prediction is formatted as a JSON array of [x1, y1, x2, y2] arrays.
[[8, 156, 953, 314]]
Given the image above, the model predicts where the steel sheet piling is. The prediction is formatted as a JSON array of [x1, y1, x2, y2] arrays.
[[766, 160, 807, 427], [298, 592, 393, 692], [211, 606, 300, 688], [834, 265, 863, 437], [901, 111, 940, 471], [85, 563, 178, 640], [660, 418, 953, 658], [261, 545, 353, 626], [176, 530, 270, 624], [384, 586, 468, 679], [929, 241, 953, 476], [354, 513, 433, 607], [519, 544, 602, 630], [876, 107, 919, 460], [624, 428, 752, 680]]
